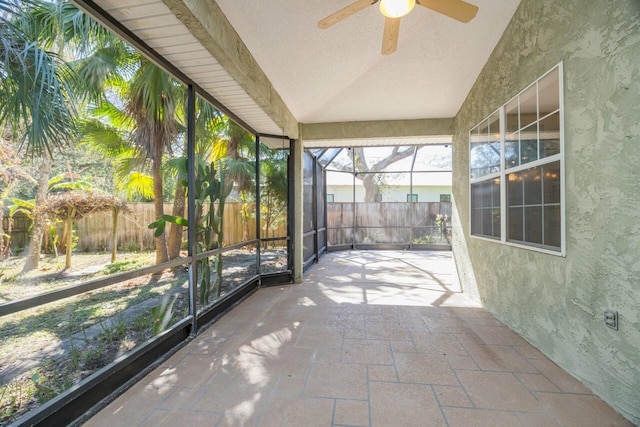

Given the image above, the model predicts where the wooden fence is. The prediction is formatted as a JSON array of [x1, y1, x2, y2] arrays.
[[327, 202, 452, 245], [3, 202, 287, 253]]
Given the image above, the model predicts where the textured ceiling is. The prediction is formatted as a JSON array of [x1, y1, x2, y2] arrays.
[[215, 0, 522, 124]]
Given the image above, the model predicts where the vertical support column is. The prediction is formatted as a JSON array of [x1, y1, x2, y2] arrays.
[[186, 85, 198, 335], [352, 149, 356, 249], [293, 135, 304, 282], [312, 156, 319, 263], [323, 168, 328, 252], [409, 146, 418, 249], [255, 135, 261, 280]]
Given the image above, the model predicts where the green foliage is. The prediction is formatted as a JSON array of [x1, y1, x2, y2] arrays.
[[412, 235, 436, 244], [150, 294, 178, 335], [102, 258, 142, 274], [30, 373, 56, 403]]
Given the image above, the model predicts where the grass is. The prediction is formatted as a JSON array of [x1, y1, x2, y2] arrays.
[[0, 251, 190, 424]]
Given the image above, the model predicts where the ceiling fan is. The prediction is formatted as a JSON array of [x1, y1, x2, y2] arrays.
[[318, 0, 479, 55]]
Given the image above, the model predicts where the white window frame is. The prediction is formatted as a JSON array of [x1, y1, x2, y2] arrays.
[[469, 62, 566, 256]]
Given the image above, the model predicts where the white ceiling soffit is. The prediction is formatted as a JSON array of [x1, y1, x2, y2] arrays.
[[215, 0, 521, 124], [85, 0, 283, 136], [304, 136, 452, 149]]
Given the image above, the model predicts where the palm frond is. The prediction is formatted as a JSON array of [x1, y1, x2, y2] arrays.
[[120, 171, 154, 201]]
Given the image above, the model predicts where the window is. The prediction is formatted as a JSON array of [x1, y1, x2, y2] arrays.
[[407, 194, 418, 202], [327, 194, 335, 203], [469, 64, 563, 254], [440, 194, 451, 202]]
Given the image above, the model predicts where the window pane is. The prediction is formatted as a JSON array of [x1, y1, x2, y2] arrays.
[[481, 181, 493, 208], [520, 85, 538, 128], [508, 172, 523, 206], [505, 133, 519, 169], [492, 208, 501, 238], [471, 183, 483, 209], [492, 178, 501, 206], [520, 123, 538, 165], [543, 161, 561, 204], [482, 208, 493, 236], [488, 112, 500, 142], [540, 112, 560, 158], [524, 167, 542, 205], [508, 207, 523, 241], [544, 205, 561, 249], [538, 68, 560, 117], [525, 206, 543, 244], [471, 209, 482, 235], [506, 98, 519, 133]]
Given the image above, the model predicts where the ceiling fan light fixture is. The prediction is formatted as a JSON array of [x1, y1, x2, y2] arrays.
[[379, 0, 415, 18]]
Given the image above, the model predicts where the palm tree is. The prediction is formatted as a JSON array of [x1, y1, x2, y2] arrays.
[[71, 17, 183, 264], [1, 0, 80, 271]]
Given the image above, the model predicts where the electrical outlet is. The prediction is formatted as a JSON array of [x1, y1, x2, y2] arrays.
[[604, 309, 618, 331]]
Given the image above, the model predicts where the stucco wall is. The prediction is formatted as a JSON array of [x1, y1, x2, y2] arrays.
[[452, 0, 640, 422]]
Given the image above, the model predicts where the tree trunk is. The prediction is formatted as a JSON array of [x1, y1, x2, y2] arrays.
[[152, 155, 169, 264], [167, 182, 185, 259], [361, 175, 382, 203], [22, 157, 51, 272]]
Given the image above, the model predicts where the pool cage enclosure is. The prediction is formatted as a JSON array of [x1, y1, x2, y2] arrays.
[[302, 143, 453, 270]]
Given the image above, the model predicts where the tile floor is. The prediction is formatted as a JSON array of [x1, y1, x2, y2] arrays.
[[85, 251, 632, 427]]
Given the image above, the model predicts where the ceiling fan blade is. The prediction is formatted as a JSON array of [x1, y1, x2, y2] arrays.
[[416, 0, 478, 23], [318, 0, 374, 29], [382, 17, 400, 55]]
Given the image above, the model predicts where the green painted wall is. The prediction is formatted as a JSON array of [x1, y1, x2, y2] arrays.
[[452, 0, 640, 422]]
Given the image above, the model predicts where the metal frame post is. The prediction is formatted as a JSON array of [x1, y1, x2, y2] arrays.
[[255, 135, 261, 280], [186, 85, 198, 334]]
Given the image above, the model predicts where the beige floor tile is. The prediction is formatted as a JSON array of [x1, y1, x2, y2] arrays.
[[535, 392, 634, 427], [334, 399, 370, 426], [262, 346, 314, 376], [528, 358, 592, 394], [189, 370, 275, 417], [305, 361, 368, 399], [83, 382, 173, 426], [445, 354, 479, 370], [443, 407, 521, 427], [469, 325, 530, 346], [157, 410, 222, 426], [146, 353, 222, 388], [365, 321, 411, 340], [369, 381, 446, 426], [139, 409, 171, 427], [389, 339, 416, 353], [453, 332, 484, 344], [295, 326, 343, 349], [368, 364, 398, 382], [515, 373, 561, 392], [456, 370, 542, 412], [258, 396, 334, 427], [273, 374, 307, 396], [412, 332, 468, 356], [394, 352, 458, 385], [156, 386, 195, 410], [433, 385, 472, 407], [512, 344, 546, 359], [462, 343, 538, 373], [344, 327, 367, 339], [342, 339, 393, 365], [516, 411, 562, 427], [313, 345, 343, 363]]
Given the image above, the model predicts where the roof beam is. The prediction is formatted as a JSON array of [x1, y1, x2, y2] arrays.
[[301, 118, 454, 141], [161, 0, 298, 138]]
